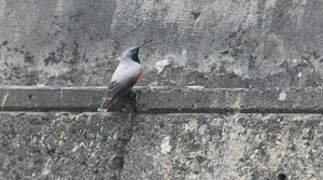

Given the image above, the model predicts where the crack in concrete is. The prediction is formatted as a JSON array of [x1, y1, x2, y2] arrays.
[[107, 94, 138, 179], [110, 114, 137, 179]]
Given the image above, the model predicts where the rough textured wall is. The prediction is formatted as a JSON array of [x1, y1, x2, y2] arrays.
[[1, 0, 323, 180], [1, 113, 323, 180], [124, 113, 323, 180], [1, 0, 323, 87]]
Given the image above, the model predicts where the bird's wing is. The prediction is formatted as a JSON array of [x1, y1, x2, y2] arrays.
[[108, 81, 124, 97], [98, 81, 120, 111], [98, 62, 141, 111]]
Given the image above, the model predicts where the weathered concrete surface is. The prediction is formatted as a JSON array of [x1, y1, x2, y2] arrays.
[[1, 0, 323, 179], [0, 112, 138, 180], [1, 112, 323, 179], [2, 86, 323, 114], [1, 0, 323, 87], [124, 113, 323, 180]]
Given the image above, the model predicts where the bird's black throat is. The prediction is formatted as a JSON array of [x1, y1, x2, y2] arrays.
[[130, 51, 141, 63], [132, 55, 140, 63]]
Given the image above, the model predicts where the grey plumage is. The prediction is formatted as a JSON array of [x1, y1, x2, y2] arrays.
[[98, 40, 152, 112]]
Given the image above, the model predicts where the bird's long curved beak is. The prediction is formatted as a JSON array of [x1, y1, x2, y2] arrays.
[[137, 39, 153, 48]]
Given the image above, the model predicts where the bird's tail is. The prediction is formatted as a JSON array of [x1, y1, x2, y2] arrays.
[[98, 81, 124, 112], [97, 97, 114, 112], [97, 89, 118, 112]]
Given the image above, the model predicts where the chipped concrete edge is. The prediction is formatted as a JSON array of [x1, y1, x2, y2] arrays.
[[0, 85, 322, 113]]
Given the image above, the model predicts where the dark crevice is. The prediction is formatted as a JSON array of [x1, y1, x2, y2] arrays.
[[46, 148, 56, 156], [278, 173, 287, 180], [191, 11, 201, 21], [27, 94, 33, 100], [2, 40, 8, 46]]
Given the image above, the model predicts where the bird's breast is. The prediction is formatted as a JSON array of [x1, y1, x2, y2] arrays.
[[133, 68, 142, 82]]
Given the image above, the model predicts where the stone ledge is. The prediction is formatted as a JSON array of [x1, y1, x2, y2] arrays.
[[0, 85, 322, 113]]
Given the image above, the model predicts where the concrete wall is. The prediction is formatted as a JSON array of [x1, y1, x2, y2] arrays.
[[1, 0, 323, 179], [2, 0, 323, 88], [2, 112, 323, 179]]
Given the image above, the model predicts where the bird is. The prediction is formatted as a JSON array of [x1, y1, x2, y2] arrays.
[[98, 40, 152, 112]]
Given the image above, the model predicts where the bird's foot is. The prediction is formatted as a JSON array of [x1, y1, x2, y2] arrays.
[[128, 89, 136, 100], [126, 89, 140, 114], [128, 89, 141, 101], [135, 90, 141, 101]]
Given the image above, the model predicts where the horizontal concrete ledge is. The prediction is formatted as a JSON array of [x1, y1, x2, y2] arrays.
[[0, 85, 322, 113]]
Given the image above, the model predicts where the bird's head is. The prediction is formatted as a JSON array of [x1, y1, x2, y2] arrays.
[[122, 39, 152, 63]]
